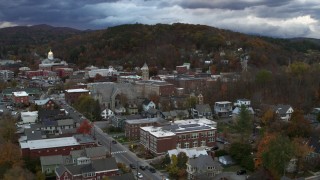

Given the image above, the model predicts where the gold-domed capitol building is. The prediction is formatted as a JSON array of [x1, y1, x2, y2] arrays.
[[39, 50, 68, 71]]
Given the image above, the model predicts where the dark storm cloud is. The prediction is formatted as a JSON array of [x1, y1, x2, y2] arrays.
[[178, 0, 293, 10], [0, 0, 319, 38]]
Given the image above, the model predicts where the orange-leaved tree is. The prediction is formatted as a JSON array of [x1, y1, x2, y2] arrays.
[[77, 120, 93, 135]]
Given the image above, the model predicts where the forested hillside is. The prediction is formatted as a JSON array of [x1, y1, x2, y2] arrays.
[[1, 23, 320, 72]]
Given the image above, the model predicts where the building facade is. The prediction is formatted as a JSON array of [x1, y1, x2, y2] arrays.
[[64, 89, 90, 104], [140, 118, 217, 155], [20, 135, 96, 158], [12, 91, 29, 105]]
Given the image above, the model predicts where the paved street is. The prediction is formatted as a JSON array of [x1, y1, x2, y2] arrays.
[[93, 124, 164, 180], [53, 97, 164, 180]]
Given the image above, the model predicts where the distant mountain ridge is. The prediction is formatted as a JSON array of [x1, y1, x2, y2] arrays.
[[0, 24, 82, 46]]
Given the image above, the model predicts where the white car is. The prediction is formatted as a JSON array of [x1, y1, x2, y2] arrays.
[[136, 172, 143, 179]]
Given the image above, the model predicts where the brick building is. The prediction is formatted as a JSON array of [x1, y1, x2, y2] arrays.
[[165, 75, 207, 94], [55, 68, 73, 78], [140, 118, 217, 155], [12, 91, 29, 105], [135, 80, 175, 98], [124, 117, 169, 140], [20, 135, 96, 158], [64, 89, 90, 104]]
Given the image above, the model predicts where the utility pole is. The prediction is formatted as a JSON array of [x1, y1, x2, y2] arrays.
[[110, 140, 112, 157], [136, 161, 139, 179]]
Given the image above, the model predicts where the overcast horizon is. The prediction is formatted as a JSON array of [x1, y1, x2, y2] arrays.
[[0, 0, 319, 39]]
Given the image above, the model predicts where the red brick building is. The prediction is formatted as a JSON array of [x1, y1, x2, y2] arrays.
[[55, 68, 73, 78], [124, 117, 169, 140], [165, 75, 207, 94], [20, 135, 96, 158], [55, 157, 119, 180], [64, 89, 90, 104], [140, 118, 217, 155], [135, 80, 175, 98], [12, 91, 29, 105], [25, 70, 50, 79]]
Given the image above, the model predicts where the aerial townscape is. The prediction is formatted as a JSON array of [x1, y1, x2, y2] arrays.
[[1, 3, 320, 180]]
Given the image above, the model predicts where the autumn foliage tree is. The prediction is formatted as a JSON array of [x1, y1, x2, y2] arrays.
[[77, 120, 93, 135]]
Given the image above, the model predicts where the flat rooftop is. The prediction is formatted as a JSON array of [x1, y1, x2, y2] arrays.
[[125, 117, 160, 124], [141, 118, 216, 137], [65, 89, 89, 93], [20, 136, 79, 150], [141, 126, 176, 138]]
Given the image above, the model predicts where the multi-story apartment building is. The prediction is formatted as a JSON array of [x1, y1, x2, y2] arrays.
[[140, 118, 217, 155], [214, 101, 233, 118]]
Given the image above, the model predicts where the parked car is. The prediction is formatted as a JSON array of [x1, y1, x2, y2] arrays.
[[136, 172, 143, 179], [129, 164, 136, 169], [237, 170, 247, 175], [139, 165, 147, 170], [211, 146, 219, 151], [149, 167, 156, 173], [112, 140, 117, 144]]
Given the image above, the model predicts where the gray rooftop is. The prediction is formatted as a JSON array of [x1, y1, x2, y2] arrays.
[[125, 117, 161, 125], [57, 119, 74, 126], [40, 155, 64, 166], [56, 157, 118, 176], [188, 154, 222, 170], [85, 146, 107, 158], [162, 123, 212, 133]]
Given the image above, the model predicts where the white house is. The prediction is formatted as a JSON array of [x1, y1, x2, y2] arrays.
[[21, 111, 38, 124], [234, 99, 251, 107], [214, 101, 232, 118], [142, 99, 156, 112], [101, 109, 114, 119], [274, 104, 294, 121]]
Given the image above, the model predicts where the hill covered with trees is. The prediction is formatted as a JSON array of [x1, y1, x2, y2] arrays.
[[1, 23, 320, 72]]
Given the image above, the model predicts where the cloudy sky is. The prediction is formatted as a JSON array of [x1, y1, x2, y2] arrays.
[[0, 0, 320, 38]]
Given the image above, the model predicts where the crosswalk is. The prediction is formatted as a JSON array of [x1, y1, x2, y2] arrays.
[[111, 150, 127, 155]]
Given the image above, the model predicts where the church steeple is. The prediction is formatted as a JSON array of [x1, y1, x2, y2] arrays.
[[141, 62, 149, 81]]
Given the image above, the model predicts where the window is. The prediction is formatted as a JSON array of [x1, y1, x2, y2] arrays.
[[201, 140, 206, 146], [207, 131, 214, 137], [182, 135, 185, 140], [184, 142, 189, 148], [177, 143, 181, 148], [193, 141, 198, 147], [208, 138, 214, 142], [46, 168, 51, 173], [191, 133, 198, 139]]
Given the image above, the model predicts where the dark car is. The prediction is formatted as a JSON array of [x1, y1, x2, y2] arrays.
[[112, 140, 117, 144], [139, 165, 147, 170], [211, 146, 219, 151], [149, 167, 156, 173], [129, 164, 136, 169], [237, 170, 247, 175]]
